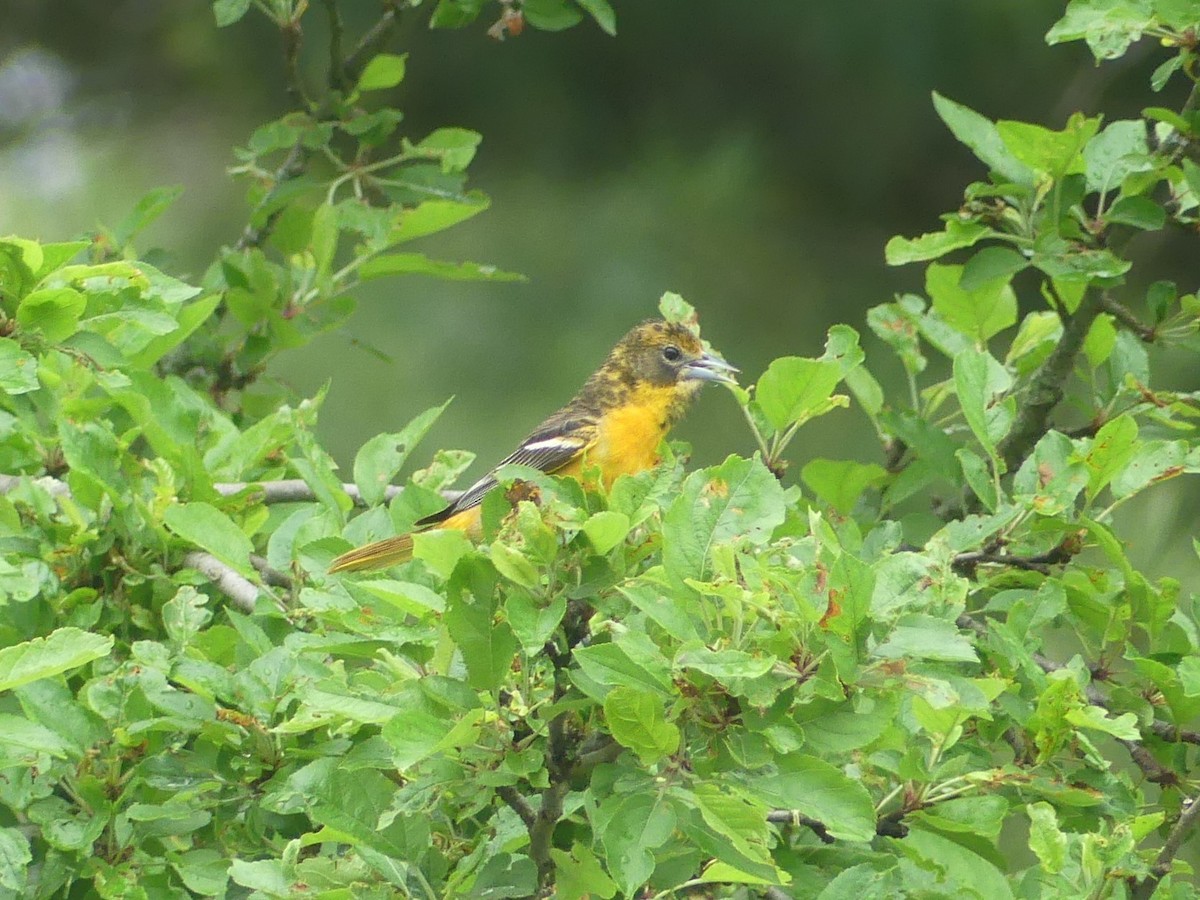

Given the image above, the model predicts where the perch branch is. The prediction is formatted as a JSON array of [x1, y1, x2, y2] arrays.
[[183, 552, 276, 614], [996, 289, 1103, 473]]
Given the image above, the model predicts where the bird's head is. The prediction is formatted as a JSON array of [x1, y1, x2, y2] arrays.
[[611, 319, 739, 391]]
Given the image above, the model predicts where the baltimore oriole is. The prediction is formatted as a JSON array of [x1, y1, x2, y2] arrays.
[[327, 318, 738, 573]]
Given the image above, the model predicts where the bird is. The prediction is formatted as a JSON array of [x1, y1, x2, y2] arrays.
[[327, 318, 738, 573]]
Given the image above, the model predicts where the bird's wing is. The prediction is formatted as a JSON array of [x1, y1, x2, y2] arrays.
[[414, 415, 597, 527]]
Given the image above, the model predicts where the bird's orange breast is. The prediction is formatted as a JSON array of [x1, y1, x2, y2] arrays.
[[587, 385, 679, 484]]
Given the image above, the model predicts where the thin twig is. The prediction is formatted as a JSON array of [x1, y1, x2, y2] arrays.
[[233, 142, 308, 251], [1, 473, 425, 507], [496, 785, 536, 830], [343, 0, 406, 83], [250, 554, 294, 589], [1100, 294, 1156, 342], [766, 811, 835, 844], [183, 552, 269, 614], [214, 479, 409, 504], [1131, 796, 1200, 900], [997, 289, 1103, 473], [321, 0, 347, 91]]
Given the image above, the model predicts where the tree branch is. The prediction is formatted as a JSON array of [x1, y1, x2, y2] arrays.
[[997, 289, 1103, 473], [321, 0, 347, 91], [233, 142, 308, 252], [766, 810, 835, 844], [183, 552, 277, 614], [1131, 796, 1200, 900], [343, 0, 406, 84], [496, 785, 536, 830], [1100, 293, 1156, 342]]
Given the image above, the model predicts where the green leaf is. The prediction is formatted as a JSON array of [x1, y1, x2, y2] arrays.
[[953, 347, 1013, 456], [354, 579, 446, 616], [112, 185, 185, 246], [310, 767, 430, 860], [358, 252, 523, 282], [551, 844, 618, 900], [575, 0, 616, 34], [884, 219, 991, 266], [899, 827, 1014, 899], [932, 92, 1033, 184], [662, 456, 786, 584], [0, 341, 39, 395], [1083, 414, 1138, 500], [0, 828, 31, 892], [603, 686, 680, 763], [129, 294, 219, 367], [802, 459, 887, 515], [689, 782, 773, 868], [675, 646, 774, 681], [212, 0, 251, 27], [927, 262, 1018, 343], [469, 854, 538, 900], [445, 562, 517, 692], [16, 287, 86, 342], [352, 400, 449, 506], [1084, 120, 1153, 192], [1046, 0, 1155, 60], [754, 753, 878, 842], [1179, 656, 1200, 696], [573, 641, 672, 697], [505, 591, 565, 652], [1064, 705, 1140, 739], [389, 195, 490, 243], [873, 614, 979, 663], [165, 502, 255, 577], [1104, 195, 1165, 229], [356, 53, 407, 92], [1026, 802, 1067, 873], [600, 793, 676, 897], [407, 127, 482, 172], [412, 528, 474, 578], [911, 795, 1010, 840], [1110, 439, 1190, 497], [755, 357, 844, 431], [1013, 431, 1089, 516], [959, 246, 1029, 292], [310, 202, 338, 277], [430, 0, 485, 28], [522, 0, 584, 30], [1001, 112, 1101, 180], [0, 713, 72, 761], [582, 510, 631, 554], [229, 859, 290, 894], [0, 628, 113, 693], [59, 420, 125, 503]]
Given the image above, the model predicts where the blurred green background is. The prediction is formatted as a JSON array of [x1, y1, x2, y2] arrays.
[[3, 1, 1196, 577]]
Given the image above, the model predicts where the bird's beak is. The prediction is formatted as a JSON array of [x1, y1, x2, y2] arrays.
[[682, 352, 740, 385]]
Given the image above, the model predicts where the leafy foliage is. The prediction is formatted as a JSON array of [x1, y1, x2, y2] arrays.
[[1, 1, 1200, 897]]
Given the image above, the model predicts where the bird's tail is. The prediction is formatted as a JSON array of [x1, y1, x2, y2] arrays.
[[327, 533, 414, 574]]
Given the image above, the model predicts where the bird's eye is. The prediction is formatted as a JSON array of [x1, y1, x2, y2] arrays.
[[662, 345, 682, 363]]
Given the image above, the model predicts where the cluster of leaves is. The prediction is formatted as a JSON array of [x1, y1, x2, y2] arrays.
[[1, 0, 1200, 897]]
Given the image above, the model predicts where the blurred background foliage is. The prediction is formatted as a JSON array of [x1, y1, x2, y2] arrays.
[[2, 0, 1196, 576]]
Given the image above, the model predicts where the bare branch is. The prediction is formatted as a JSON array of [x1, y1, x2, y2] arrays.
[[233, 142, 308, 252], [183, 552, 273, 614], [496, 785, 536, 831], [0, 474, 70, 498], [321, 0, 347, 91], [343, 0, 406, 83], [1131, 796, 1200, 900], [1100, 293, 1156, 342], [766, 810, 835, 844], [997, 289, 1102, 473]]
